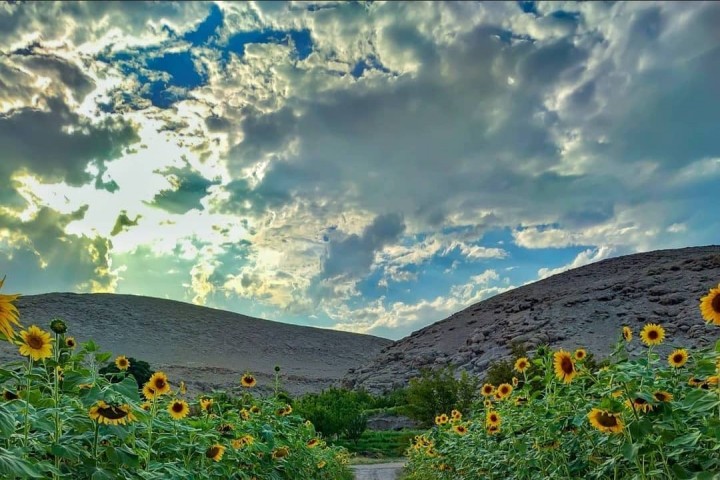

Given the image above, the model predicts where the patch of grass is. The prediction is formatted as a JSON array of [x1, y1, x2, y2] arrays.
[[332, 429, 423, 458]]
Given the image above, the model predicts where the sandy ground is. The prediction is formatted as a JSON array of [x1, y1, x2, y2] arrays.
[[351, 462, 406, 480], [1, 292, 392, 396]]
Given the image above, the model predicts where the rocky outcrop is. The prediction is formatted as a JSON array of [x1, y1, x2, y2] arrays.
[[343, 246, 720, 393]]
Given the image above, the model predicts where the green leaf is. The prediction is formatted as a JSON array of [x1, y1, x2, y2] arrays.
[[667, 431, 702, 447], [621, 440, 639, 462], [670, 463, 694, 480], [0, 447, 45, 478], [0, 405, 16, 438]]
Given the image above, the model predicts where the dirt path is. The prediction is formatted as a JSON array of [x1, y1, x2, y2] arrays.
[[351, 462, 405, 480]]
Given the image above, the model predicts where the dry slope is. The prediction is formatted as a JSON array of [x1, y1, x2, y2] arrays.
[[0, 293, 392, 395], [344, 246, 720, 393]]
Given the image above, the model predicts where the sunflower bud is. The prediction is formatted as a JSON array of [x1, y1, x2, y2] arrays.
[[50, 318, 67, 334], [274, 365, 281, 372]]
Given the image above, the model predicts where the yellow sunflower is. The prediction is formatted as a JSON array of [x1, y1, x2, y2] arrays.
[[481, 383, 495, 397], [640, 323, 665, 346], [250, 405, 261, 414], [514, 357, 530, 373], [272, 447, 290, 460], [140, 402, 152, 411], [626, 397, 653, 413], [167, 399, 189, 420], [115, 355, 130, 371], [514, 396, 528, 406], [206, 444, 226, 462], [622, 326, 633, 342], [450, 409, 462, 421], [574, 348, 587, 361], [307, 438, 320, 448], [200, 397, 213, 412], [497, 383, 513, 399], [486, 424, 500, 435], [0, 277, 21, 341], [3, 390, 19, 401], [240, 373, 256, 388], [553, 350, 577, 384], [668, 348, 688, 368], [512, 376, 519, 387], [653, 391, 673, 402], [142, 383, 158, 401], [483, 399, 492, 408], [317, 460, 326, 469], [452, 424, 468, 435], [65, 336, 76, 349], [587, 408, 624, 434], [89, 400, 137, 426], [148, 371, 171, 396], [486, 410, 501, 427], [18, 325, 53, 361], [700, 283, 720, 326], [179, 381, 187, 395], [435, 414, 449, 425]]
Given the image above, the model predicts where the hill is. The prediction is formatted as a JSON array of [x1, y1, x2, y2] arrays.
[[0, 293, 392, 395], [343, 246, 720, 393]]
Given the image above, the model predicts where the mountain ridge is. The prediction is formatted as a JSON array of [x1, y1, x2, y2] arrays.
[[343, 245, 720, 393]]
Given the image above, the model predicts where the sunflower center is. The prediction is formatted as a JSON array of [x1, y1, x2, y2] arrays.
[[172, 403, 184, 413], [712, 293, 720, 313], [597, 412, 619, 428], [98, 405, 129, 420], [27, 334, 44, 349], [673, 354, 684, 363], [561, 356, 574, 374], [206, 447, 220, 458], [648, 330, 658, 340], [154, 379, 166, 389], [635, 398, 647, 405]]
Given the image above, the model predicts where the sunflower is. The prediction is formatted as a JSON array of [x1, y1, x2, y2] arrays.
[[514, 357, 530, 373], [2, 390, 19, 401], [483, 399, 493, 408], [143, 383, 158, 400], [18, 325, 53, 361], [167, 399, 189, 420], [317, 460, 326, 469], [277, 405, 292, 416], [574, 348, 587, 361], [451, 409, 462, 421], [700, 283, 720, 326], [486, 424, 500, 435], [217, 423, 234, 434], [115, 355, 130, 371], [89, 400, 137, 426], [206, 444, 226, 462], [497, 383, 513, 399], [65, 336, 76, 349], [307, 438, 320, 448], [512, 376, 519, 387], [622, 326, 633, 342], [514, 396, 528, 406], [200, 397, 213, 412], [250, 405, 261, 414], [640, 323, 665, 346], [653, 391, 673, 402], [668, 348, 688, 368], [486, 410, 501, 427], [272, 447, 290, 460], [148, 371, 171, 396], [0, 277, 21, 341], [588, 408, 623, 433], [240, 373, 256, 388], [231, 438, 244, 449], [240, 408, 250, 420], [553, 350, 577, 384], [435, 414, 449, 425], [626, 397, 653, 413], [179, 381, 186, 395], [480, 383, 495, 397], [140, 402, 152, 411], [452, 424, 468, 435]]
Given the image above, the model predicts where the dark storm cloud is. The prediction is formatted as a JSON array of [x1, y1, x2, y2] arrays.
[[146, 162, 220, 214]]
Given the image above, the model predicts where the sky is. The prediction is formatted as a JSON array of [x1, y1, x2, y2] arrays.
[[0, 1, 718, 340]]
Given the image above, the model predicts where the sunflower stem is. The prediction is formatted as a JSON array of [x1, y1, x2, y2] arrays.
[[145, 397, 158, 471], [22, 357, 33, 451], [92, 420, 100, 463], [53, 332, 61, 480]]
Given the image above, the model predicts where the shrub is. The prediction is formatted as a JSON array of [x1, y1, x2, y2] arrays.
[[404, 366, 479, 426], [294, 388, 371, 440]]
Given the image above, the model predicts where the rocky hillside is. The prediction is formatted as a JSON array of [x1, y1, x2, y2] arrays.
[[0, 293, 392, 396], [344, 246, 720, 393]]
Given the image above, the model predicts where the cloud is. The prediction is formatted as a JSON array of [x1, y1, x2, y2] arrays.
[[538, 246, 615, 280], [321, 213, 406, 281], [147, 161, 220, 214]]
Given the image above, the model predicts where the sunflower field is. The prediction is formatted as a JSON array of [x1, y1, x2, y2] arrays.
[[403, 283, 720, 480], [0, 277, 353, 479]]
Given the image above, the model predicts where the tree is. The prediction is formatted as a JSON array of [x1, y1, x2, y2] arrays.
[[404, 366, 479, 427]]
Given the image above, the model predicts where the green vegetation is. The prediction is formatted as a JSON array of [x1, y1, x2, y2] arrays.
[[333, 429, 423, 458], [403, 366, 479, 427]]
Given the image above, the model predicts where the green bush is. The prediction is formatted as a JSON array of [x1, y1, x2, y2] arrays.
[[99, 356, 152, 390], [404, 366, 479, 427], [294, 388, 372, 440]]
